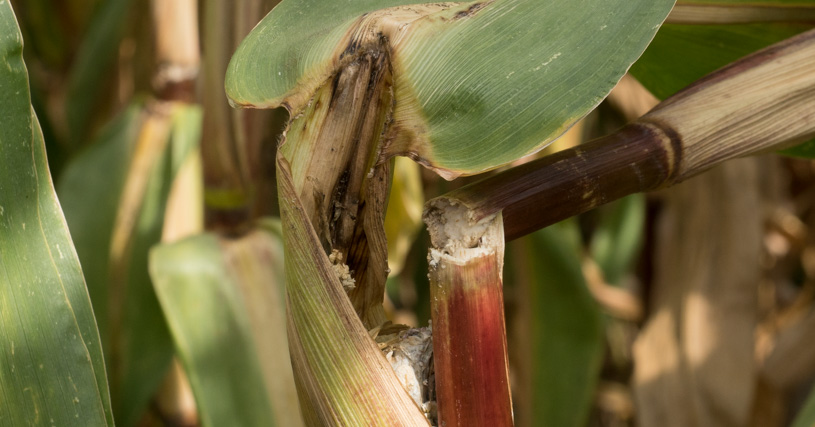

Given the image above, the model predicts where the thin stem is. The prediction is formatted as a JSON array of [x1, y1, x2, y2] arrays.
[[198, 0, 281, 232], [201, 0, 250, 231], [667, 3, 815, 25], [151, 0, 199, 101], [432, 123, 671, 241]]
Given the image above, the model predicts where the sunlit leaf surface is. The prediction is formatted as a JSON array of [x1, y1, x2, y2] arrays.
[[227, 0, 674, 177], [150, 221, 303, 427]]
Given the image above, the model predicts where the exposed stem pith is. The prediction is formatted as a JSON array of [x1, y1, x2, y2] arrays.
[[426, 211, 513, 427]]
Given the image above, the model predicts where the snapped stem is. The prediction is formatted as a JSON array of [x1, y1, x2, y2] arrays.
[[425, 205, 513, 426], [430, 27, 815, 242]]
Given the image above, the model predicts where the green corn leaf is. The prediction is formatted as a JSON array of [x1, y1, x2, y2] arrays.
[[226, 0, 675, 178], [507, 220, 604, 427], [65, 0, 135, 147], [58, 101, 143, 352], [631, 11, 810, 99], [0, 2, 113, 425], [150, 221, 303, 427], [58, 101, 201, 426], [589, 194, 646, 286]]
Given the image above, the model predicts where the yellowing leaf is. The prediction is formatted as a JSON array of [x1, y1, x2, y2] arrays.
[[150, 222, 303, 427]]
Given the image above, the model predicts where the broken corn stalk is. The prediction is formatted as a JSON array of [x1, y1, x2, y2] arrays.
[[420, 27, 815, 427], [429, 27, 815, 242], [426, 208, 513, 426], [226, 0, 673, 422]]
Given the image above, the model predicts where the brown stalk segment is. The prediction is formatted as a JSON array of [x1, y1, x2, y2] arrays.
[[200, 0, 280, 232], [201, 0, 248, 231], [667, 3, 815, 25], [429, 249, 513, 427], [433, 122, 673, 242], [433, 27, 815, 242]]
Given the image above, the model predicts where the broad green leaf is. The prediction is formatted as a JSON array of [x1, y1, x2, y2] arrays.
[[65, 0, 135, 146], [589, 194, 645, 286], [59, 101, 201, 426], [150, 221, 303, 427], [59, 101, 143, 350], [631, 22, 809, 100], [227, 0, 674, 178], [0, 2, 112, 425], [507, 220, 604, 427]]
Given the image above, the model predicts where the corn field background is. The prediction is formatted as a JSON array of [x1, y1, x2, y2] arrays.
[[2, 0, 815, 426]]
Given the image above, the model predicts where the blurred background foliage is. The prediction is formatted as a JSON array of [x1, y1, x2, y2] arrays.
[[5, 0, 815, 425]]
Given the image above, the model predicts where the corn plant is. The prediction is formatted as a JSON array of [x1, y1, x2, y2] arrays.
[[2, 0, 815, 426]]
